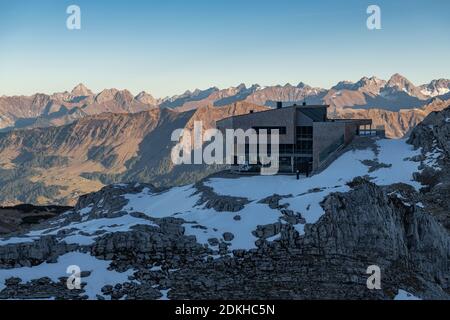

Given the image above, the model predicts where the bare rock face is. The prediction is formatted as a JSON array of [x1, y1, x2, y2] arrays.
[[75, 183, 160, 220], [407, 106, 450, 156], [407, 106, 450, 230], [0, 204, 72, 235], [94, 89, 120, 104], [0, 176, 448, 300], [194, 180, 250, 212], [162, 179, 448, 300], [333, 98, 450, 138], [314, 179, 448, 298], [90, 222, 209, 271], [135, 91, 158, 106], [0, 236, 79, 268], [71, 83, 93, 97]]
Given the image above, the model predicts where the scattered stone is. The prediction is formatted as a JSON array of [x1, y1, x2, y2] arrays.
[[222, 232, 234, 242]]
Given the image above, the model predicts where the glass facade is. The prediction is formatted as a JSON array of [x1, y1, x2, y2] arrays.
[[296, 126, 313, 155], [296, 126, 313, 139]]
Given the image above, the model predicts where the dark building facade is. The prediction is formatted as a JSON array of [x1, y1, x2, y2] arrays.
[[216, 103, 378, 174]]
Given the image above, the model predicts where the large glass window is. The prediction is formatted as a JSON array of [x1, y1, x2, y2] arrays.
[[294, 157, 313, 173], [296, 126, 313, 139], [279, 144, 294, 154], [296, 140, 313, 154]]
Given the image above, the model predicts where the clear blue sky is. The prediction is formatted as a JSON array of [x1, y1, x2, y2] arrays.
[[0, 0, 449, 97]]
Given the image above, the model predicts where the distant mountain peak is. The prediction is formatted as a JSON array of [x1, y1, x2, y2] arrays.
[[135, 91, 158, 105], [355, 76, 386, 94], [114, 89, 134, 105], [384, 73, 424, 97], [236, 83, 247, 90], [297, 82, 311, 89], [420, 79, 450, 97], [71, 83, 92, 96], [387, 73, 412, 87], [95, 88, 120, 103], [331, 80, 355, 91]]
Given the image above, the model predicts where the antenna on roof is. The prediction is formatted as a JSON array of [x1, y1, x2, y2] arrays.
[[302, 93, 307, 106]]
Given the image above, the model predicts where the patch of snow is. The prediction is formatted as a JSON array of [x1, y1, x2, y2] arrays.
[[266, 233, 281, 242], [0, 252, 134, 299], [205, 148, 375, 200], [0, 237, 35, 246], [416, 202, 425, 208], [438, 88, 450, 95], [0, 214, 158, 247], [421, 88, 450, 97], [185, 203, 282, 250], [293, 224, 305, 235], [123, 185, 198, 217], [159, 289, 170, 300], [57, 215, 159, 245], [79, 206, 92, 216], [423, 142, 443, 171], [150, 265, 162, 272], [122, 183, 284, 250], [369, 139, 422, 190], [113, 183, 129, 188], [394, 289, 421, 300]]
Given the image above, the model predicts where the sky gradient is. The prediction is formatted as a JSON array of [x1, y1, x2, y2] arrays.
[[0, 0, 449, 97]]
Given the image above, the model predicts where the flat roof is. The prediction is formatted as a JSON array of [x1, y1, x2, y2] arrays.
[[328, 118, 372, 125], [217, 104, 329, 123]]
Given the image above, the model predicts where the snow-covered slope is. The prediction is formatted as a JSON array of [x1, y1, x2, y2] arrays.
[[0, 134, 448, 300]]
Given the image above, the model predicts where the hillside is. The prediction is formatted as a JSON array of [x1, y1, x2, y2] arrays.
[[0, 102, 267, 206], [333, 97, 450, 137], [0, 106, 448, 300]]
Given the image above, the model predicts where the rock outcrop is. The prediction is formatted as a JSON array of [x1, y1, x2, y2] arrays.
[[0, 177, 448, 300], [407, 106, 450, 230]]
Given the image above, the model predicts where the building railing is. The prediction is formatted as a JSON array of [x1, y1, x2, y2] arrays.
[[358, 125, 385, 137]]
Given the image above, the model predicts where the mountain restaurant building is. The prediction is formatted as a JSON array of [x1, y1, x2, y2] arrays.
[[216, 102, 379, 174]]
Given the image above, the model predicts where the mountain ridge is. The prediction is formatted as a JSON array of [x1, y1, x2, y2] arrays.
[[1, 74, 449, 131]]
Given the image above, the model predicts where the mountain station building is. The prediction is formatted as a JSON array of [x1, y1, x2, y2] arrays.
[[216, 102, 383, 174]]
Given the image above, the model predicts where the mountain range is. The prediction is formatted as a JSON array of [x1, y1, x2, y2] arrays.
[[1, 74, 449, 132]]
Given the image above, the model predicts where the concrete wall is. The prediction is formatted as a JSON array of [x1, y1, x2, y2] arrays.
[[218, 107, 296, 144], [343, 122, 358, 144], [312, 122, 346, 170]]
